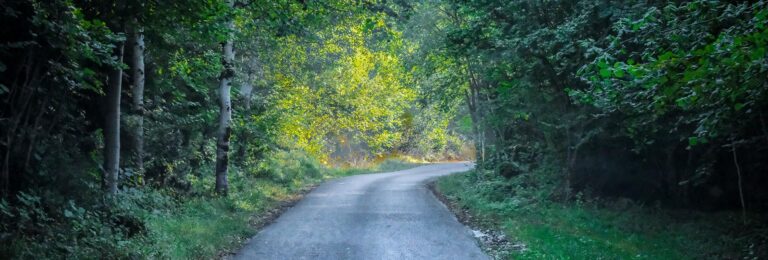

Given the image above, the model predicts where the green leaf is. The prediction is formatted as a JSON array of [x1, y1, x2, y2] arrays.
[[734, 103, 745, 111], [676, 97, 688, 108], [597, 60, 608, 69], [688, 137, 698, 146], [614, 69, 625, 78], [750, 47, 765, 60], [599, 69, 612, 78], [659, 51, 674, 61]]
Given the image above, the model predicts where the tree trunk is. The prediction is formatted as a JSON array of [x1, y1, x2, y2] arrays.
[[131, 25, 146, 185], [104, 41, 125, 195], [465, 62, 484, 170], [240, 61, 254, 111], [241, 82, 253, 110], [465, 90, 481, 163], [731, 140, 746, 224], [237, 79, 253, 162], [215, 0, 235, 196]]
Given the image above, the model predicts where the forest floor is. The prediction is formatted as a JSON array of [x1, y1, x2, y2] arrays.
[[433, 171, 768, 259]]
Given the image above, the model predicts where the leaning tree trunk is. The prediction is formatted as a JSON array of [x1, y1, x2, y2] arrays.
[[131, 25, 146, 184], [104, 41, 125, 195], [215, 0, 235, 196]]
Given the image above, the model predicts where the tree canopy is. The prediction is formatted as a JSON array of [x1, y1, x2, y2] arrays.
[[1, 0, 767, 258]]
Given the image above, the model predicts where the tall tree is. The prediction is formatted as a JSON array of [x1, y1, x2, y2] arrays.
[[131, 21, 146, 184], [104, 40, 125, 194], [215, 0, 236, 195]]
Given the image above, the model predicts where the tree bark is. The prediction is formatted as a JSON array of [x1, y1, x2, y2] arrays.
[[131, 25, 146, 184], [104, 41, 125, 195], [215, 0, 235, 196]]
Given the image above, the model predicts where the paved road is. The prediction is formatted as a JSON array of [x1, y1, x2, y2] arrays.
[[232, 162, 488, 260]]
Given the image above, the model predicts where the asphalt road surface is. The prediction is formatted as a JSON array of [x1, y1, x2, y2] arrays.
[[232, 162, 488, 260]]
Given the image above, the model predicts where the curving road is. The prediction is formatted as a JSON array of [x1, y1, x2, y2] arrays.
[[232, 162, 488, 260]]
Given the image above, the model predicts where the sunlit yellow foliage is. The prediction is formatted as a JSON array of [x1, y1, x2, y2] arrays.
[[257, 14, 415, 162]]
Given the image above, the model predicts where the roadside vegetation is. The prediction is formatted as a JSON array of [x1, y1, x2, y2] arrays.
[[423, 0, 768, 258], [437, 171, 765, 259], [2, 152, 419, 259]]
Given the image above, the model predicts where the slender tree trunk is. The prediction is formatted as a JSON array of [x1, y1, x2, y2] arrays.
[[465, 62, 484, 171], [131, 25, 146, 185], [215, 0, 235, 195], [104, 42, 125, 195], [241, 82, 253, 110], [731, 140, 746, 224], [237, 76, 253, 162], [465, 89, 481, 163], [240, 65, 254, 111]]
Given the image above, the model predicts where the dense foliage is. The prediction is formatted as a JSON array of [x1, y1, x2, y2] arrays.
[[419, 0, 768, 258], [427, 0, 768, 209], [0, 0, 462, 257], [2, 0, 767, 258]]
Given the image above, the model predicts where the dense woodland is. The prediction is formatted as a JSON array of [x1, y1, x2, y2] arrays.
[[1, 0, 767, 258]]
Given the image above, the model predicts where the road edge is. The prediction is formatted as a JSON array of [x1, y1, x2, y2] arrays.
[[218, 182, 320, 259], [221, 162, 427, 259], [427, 179, 518, 259]]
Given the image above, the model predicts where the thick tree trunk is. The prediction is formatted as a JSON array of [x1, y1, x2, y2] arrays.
[[104, 42, 125, 195], [131, 26, 145, 184], [215, 0, 235, 195]]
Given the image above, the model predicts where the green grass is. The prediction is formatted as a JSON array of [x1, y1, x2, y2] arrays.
[[2, 155, 423, 259], [435, 171, 755, 259], [141, 180, 291, 258], [133, 157, 422, 259]]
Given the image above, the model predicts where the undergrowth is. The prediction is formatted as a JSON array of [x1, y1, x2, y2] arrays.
[[435, 170, 767, 259], [0, 151, 420, 259]]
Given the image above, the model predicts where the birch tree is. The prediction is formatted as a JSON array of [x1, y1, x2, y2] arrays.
[[131, 22, 146, 184], [215, 0, 236, 195], [104, 40, 125, 194]]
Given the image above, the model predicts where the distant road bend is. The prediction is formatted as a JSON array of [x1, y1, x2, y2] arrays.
[[232, 162, 488, 260]]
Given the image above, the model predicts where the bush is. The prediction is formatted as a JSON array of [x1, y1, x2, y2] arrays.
[[0, 188, 175, 259], [374, 158, 418, 172], [259, 150, 323, 184], [0, 150, 424, 259], [436, 170, 766, 259]]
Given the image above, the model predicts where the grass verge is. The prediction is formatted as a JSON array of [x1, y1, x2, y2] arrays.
[[434, 170, 766, 259], [0, 154, 421, 259], [141, 157, 422, 259]]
